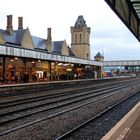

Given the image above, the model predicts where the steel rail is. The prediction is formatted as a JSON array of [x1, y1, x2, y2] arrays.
[[0, 82, 136, 124], [0, 82, 139, 136], [0, 81, 133, 114], [0, 78, 138, 110], [55, 91, 140, 140], [0, 78, 135, 107], [0, 81, 122, 108]]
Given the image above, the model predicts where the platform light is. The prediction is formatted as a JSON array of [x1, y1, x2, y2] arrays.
[[66, 68, 72, 71], [58, 63, 63, 65], [14, 57, 18, 60], [63, 63, 69, 66]]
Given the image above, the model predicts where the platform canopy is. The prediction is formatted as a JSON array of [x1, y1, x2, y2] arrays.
[[105, 0, 140, 42]]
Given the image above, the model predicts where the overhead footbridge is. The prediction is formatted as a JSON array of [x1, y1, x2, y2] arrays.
[[104, 60, 140, 66]]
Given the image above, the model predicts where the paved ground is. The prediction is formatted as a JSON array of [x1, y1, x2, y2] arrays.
[[101, 102, 140, 140]]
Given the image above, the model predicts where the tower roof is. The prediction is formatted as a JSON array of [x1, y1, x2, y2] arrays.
[[74, 15, 87, 28], [94, 52, 104, 58]]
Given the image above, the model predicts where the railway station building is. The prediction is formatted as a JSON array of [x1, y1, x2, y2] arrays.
[[0, 15, 103, 83]]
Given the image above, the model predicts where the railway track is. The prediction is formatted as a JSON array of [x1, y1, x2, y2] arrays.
[[56, 91, 140, 140], [0, 80, 138, 124], [0, 78, 140, 140], [0, 77, 136, 100], [0, 77, 130, 97], [0, 78, 137, 107]]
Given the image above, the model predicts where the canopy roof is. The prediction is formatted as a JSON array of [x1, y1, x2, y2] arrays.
[[105, 0, 140, 42]]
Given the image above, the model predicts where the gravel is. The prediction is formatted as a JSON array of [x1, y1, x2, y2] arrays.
[[0, 83, 140, 140], [63, 92, 140, 140]]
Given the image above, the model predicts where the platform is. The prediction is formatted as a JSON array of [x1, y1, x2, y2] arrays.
[[101, 101, 140, 140], [0, 76, 131, 94]]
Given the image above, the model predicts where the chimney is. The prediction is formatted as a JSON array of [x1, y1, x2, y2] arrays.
[[18, 17, 23, 29], [47, 28, 52, 43], [6, 15, 13, 34], [46, 28, 52, 53]]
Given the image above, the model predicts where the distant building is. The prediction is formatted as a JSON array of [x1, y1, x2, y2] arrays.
[[94, 52, 104, 62], [71, 15, 91, 60]]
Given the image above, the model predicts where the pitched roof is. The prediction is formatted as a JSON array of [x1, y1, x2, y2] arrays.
[[0, 29, 26, 45], [68, 46, 75, 57], [52, 41, 64, 54], [94, 52, 104, 58], [0, 27, 75, 57], [32, 37, 66, 55], [32, 36, 47, 50], [74, 15, 87, 28]]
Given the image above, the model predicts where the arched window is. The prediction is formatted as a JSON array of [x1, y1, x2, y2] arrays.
[[80, 34, 82, 43], [87, 34, 89, 43], [87, 53, 89, 59], [75, 34, 77, 43]]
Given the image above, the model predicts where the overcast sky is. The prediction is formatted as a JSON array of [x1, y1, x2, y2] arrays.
[[0, 0, 140, 60]]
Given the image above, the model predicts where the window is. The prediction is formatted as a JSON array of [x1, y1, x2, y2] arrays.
[[75, 34, 77, 43], [87, 53, 89, 59], [80, 34, 82, 43]]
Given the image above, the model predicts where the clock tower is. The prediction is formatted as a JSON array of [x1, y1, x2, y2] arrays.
[[71, 15, 90, 59]]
